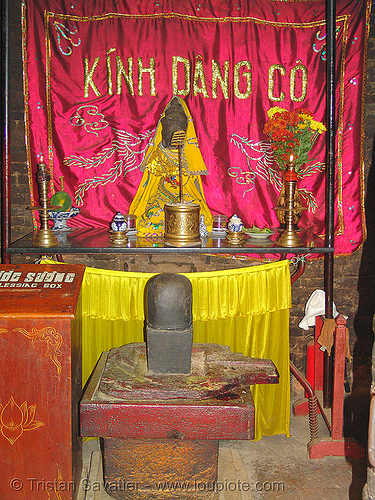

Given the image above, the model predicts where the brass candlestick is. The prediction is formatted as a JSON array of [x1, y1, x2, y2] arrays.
[[31, 158, 59, 247], [276, 161, 306, 247]]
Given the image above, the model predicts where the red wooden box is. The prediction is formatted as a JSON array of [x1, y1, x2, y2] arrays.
[[0, 264, 84, 500]]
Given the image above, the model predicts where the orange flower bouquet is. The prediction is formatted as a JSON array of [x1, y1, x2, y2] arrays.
[[263, 107, 326, 172]]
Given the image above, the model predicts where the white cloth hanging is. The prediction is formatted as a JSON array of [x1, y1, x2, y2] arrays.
[[298, 289, 339, 330]]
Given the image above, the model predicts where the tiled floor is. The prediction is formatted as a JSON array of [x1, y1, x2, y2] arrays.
[[78, 386, 369, 500], [226, 411, 367, 500]]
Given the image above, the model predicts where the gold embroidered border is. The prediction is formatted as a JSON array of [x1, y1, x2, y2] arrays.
[[45, 10, 342, 29], [45, 10, 55, 194], [333, 16, 349, 236], [21, 2, 37, 230], [359, 0, 372, 242]]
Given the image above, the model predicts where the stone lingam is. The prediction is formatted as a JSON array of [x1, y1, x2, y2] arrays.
[[80, 273, 279, 500]]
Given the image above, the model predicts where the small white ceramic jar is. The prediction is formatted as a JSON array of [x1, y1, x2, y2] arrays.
[[228, 214, 244, 232]]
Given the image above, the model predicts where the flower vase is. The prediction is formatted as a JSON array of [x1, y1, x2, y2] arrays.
[[275, 172, 303, 231]]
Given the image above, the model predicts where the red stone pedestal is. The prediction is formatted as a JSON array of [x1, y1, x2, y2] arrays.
[[0, 264, 84, 500], [102, 437, 219, 500], [81, 347, 279, 499]]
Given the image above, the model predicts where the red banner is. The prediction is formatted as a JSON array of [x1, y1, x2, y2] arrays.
[[22, 0, 370, 255]]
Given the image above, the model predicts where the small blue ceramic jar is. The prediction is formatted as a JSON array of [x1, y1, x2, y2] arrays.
[[110, 212, 127, 232]]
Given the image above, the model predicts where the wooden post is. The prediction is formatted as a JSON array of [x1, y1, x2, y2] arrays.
[[331, 314, 347, 440], [314, 316, 325, 391]]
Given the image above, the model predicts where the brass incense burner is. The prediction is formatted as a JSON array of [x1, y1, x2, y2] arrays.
[[162, 98, 200, 246], [164, 202, 200, 247]]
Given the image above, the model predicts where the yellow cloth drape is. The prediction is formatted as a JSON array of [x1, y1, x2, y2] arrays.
[[77, 260, 291, 440], [41, 258, 291, 439], [129, 170, 213, 236]]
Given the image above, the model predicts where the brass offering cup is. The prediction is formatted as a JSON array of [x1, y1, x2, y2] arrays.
[[109, 230, 128, 246], [225, 230, 247, 246]]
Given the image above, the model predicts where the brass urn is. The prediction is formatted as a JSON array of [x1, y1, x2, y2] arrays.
[[164, 202, 200, 247]]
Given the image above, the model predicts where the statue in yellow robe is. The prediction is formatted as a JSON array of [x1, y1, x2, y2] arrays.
[[129, 97, 212, 237]]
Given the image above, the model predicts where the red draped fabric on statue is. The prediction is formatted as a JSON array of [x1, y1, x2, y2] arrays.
[[22, 0, 370, 257]]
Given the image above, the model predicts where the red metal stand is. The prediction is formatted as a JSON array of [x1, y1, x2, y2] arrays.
[[292, 314, 365, 459], [293, 316, 325, 416]]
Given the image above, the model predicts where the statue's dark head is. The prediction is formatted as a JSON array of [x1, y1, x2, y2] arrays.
[[161, 97, 188, 148]]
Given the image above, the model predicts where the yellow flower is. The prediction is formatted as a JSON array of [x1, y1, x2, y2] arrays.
[[267, 106, 286, 118], [310, 120, 327, 133], [297, 113, 312, 122]]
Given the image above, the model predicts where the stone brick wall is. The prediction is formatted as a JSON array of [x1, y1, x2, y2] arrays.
[[3, 0, 375, 372]]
